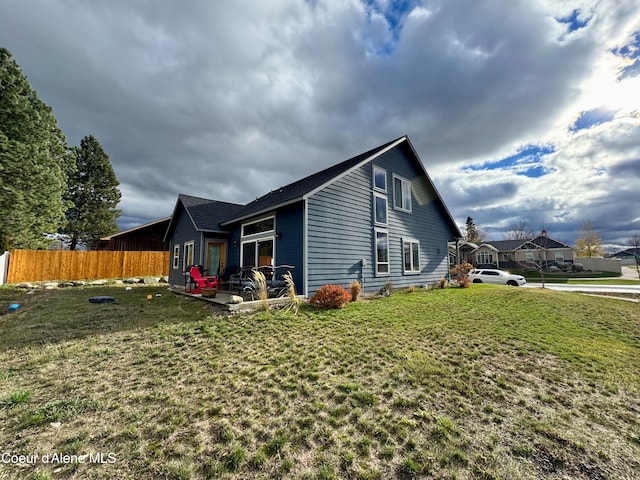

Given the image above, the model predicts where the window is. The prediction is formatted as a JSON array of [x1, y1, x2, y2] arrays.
[[173, 245, 180, 269], [555, 252, 564, 263], [241, 215, 276, 268], [242, 216, 275, 237], [183, 241, 194, 270], [375, 230, 389, 275], [393, 175, 412, 212], [241, 238, 274, 268], [403, 239, 420, 273], [373, 193, 388, 225], [477, 251, 493, 264], [373, 166, 387, 191], [525, 251, 534, 262]]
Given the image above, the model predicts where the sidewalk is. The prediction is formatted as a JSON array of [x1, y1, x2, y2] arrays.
[[620, 266, 640, 280]]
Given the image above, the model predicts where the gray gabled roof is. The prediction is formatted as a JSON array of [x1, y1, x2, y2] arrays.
[[220, 136, 404, 226], [164, 194, 245, 241], [219, 135, 462, 239], [166, 136, 463, 240], [481, 235, 574, 252]]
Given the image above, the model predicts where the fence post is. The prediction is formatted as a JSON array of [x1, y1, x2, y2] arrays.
[[0, 251, 8, 285]]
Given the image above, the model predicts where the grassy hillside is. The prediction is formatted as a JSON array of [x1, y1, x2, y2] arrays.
[[0, 285, 639, 479]]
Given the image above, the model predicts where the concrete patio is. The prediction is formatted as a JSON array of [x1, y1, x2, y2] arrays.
[[169, 287, 303, 312]]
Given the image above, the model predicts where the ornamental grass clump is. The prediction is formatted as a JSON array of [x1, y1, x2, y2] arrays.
[[249, 269, 269, 310], [309, 284, 352, 309], [281, 271, 300, 315], [349, 281, 362, 302]]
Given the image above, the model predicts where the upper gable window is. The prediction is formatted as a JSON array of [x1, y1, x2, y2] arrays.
[[373, 166, 387, 191], [242, 216, 275, 237], [393, 175, 412, 212]]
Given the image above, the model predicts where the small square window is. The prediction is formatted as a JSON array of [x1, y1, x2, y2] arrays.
[[373, 166, 387, 191]]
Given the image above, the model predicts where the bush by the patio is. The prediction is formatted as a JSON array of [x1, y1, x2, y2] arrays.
[[309, 284, 352, 309]]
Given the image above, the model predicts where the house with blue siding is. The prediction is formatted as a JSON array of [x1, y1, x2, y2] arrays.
[[164, 136, 462, 296]]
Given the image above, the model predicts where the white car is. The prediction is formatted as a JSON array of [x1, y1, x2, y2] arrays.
[[469, 269, 526, 286]]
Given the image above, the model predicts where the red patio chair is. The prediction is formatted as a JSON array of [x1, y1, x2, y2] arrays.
[[186, 265, 218, 295]]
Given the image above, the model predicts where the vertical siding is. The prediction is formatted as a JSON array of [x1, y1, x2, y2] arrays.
[[307, 145, 456, 296]]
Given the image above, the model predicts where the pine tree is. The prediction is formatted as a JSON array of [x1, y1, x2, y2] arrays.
[[64, 135, 121, 250], [464, 217, 485, 243], [0, 48, 70, 249]]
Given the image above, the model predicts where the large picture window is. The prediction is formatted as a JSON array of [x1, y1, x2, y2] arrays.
[[393, 175, 412, 212], [403, 239, 420, 273], [375, 230, 389, 275], [241, 215, 276, 268], [477, 251, 493, 265], [241, 238, 274, 268]]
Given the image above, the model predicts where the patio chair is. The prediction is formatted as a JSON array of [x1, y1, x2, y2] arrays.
[[186, 265, 218, 295]]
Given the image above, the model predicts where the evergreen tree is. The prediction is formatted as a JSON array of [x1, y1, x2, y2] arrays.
[[464, 217, 485, 243], [0, 47, 70, 249], [64, 135, 121, 250]]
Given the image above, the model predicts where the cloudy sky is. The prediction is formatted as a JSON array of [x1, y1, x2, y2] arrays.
[[2, 0, 639, 248]]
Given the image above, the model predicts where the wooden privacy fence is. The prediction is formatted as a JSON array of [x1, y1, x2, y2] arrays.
[[7, 250, 169, 283]]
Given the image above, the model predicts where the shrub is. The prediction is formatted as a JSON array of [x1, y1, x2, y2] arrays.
[[349, 281, 362, 302], [450, 262, 473, 288], [310, 285, 352, 309]]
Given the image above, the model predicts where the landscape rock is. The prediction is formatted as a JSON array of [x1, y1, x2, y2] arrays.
[[18, 282, 34, 289], [159, 277, 169, 283], [43, 282, 60, 289], [72, 280, 86, 287], [143, 277, 161, 284], [89, 279, 108, 286], [228, 295, 244, 304], [124, 278, 140, 284]]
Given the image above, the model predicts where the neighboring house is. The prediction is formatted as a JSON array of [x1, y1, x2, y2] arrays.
[[610, 247, 640, 266], [164, 136, 463, 297], [97, 217, 172, 251], [451, 234, 576, 269]]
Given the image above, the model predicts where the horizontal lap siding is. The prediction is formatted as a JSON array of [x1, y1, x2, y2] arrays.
[[307, 145, 455, 296], [168, 208, 200, 286], [307, 167, 373, 294]]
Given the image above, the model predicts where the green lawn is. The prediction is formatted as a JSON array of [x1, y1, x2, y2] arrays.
[[0, 284, 639, 479]]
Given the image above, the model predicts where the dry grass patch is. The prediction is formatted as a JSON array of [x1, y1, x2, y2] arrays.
[[0, 284, 638, 479]]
